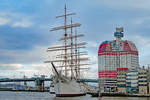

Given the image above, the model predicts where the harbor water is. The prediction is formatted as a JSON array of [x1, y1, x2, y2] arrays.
[[0, 91, 150, 100]]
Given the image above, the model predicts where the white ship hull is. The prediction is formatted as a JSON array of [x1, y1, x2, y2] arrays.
[[53, 78, 86, 97]]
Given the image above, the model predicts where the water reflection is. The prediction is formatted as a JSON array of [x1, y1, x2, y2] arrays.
[[0, 92, 150, 100], [49, 94, 97, 100]]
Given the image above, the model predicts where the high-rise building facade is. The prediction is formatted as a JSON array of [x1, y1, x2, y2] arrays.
[[98, 28, 139, 93]]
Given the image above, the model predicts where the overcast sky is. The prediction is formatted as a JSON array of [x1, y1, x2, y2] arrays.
[[0, 0, 150, 78]]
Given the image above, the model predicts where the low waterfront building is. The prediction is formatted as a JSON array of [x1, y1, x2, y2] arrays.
[[126, 71, 139, 94], [147, 66, 150, 94], [138, 67, 148, 94], [117, 68, 128, 94], [148, 82, 150, 94]]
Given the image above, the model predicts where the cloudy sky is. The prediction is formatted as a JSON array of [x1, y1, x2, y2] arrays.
[[0, 0, 150, 78]]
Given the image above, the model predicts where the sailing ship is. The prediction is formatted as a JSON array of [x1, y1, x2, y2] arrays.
[[45, 5, 90, 97]]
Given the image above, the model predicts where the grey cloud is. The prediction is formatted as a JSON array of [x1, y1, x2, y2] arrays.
[[0, 64, 22, 70], [0, 45, 48, 64]]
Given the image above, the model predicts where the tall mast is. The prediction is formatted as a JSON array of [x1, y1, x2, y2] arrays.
[[64, 4, 68, 77], [75, 28, 78, 79], [70, 17, 73, 79]]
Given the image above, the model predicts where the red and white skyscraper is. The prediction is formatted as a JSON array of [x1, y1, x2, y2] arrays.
[[98, 28, 139, 93]]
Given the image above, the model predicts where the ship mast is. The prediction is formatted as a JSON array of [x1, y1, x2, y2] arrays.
[[64, 4, 68, 77], [50, 5, 77, 77], [70, 17, 74, 79], [75, 28, 78, 79], [46, 5, 89, 79]]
